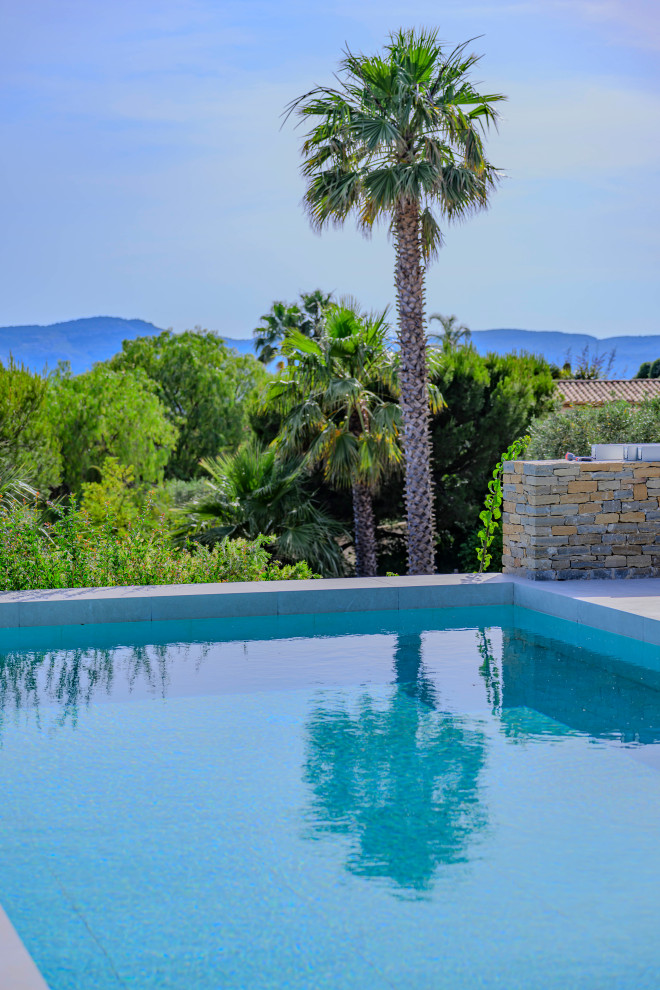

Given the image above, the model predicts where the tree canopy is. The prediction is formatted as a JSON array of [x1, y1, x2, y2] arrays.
[[253, 290, 334, 364], [47, 363, 178, 492], [111, 330, 269, 478], [636, 359, 660, 379], [429, 347, 555, 567]]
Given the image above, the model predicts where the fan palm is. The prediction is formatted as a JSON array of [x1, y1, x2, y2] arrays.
[[253, 291, 334, 364], [267, 303, 406, 577], [286, 29, 504, 573], [179, 439, 346, 577], [429, 313, 471, 349]]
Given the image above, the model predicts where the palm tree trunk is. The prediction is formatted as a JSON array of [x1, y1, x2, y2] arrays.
[[394, 199, 436, 575], [352, 482, 377, 577]]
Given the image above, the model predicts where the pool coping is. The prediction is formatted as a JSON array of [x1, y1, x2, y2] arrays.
[[3, 570, 660, 988], [0, 573, 660, 644], [0, 904, 49, 990]]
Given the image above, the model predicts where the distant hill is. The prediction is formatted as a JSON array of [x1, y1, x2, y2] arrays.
[[0, 317, 256, 375], [1, 317, 659, 379], [469, 329, 660, 379]]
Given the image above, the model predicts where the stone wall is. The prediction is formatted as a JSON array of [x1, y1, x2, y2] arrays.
[[502, 459, 660, 580]]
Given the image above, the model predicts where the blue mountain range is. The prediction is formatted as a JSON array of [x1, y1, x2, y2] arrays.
[[0, 316, 657, 379]]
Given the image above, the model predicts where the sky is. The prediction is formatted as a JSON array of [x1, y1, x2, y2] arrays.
[[0, 0, 658, 339]]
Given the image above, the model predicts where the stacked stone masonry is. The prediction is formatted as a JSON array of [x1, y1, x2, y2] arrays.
[[502, 459, 660, 580]]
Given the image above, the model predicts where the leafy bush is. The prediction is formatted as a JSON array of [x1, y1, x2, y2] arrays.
[[526, 399, 660, 459], [0, 357, 61, 488], [180, 440, 347, 577], [0, 500, 316, 591]]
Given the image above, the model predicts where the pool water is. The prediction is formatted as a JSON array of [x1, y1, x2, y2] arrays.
[[1, 605, 660, 989]]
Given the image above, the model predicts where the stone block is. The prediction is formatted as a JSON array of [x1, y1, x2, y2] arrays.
[[521, 463, 559, 476], [550, 503, 579, 515], [515, 503, 548, 516], [560, 492, 593, 503], [620, 512, 645, 523], [595, 513, 619, 524], [601, 500, 621, 512], [634, 483, 648, 500], [627, 555, 653, 567], [567, 480, 598, 493], [527, 494, 562, 507], [528, 535, 568, 547], [568, 534, 606, 546], [552, 525, 577, 535], [524, 474, 566, 487], [586, 461, 624, 471]]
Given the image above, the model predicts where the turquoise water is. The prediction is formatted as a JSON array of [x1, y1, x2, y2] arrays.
[[1, 605, 660, 989]]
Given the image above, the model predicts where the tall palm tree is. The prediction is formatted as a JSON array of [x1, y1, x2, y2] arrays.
[[178, 439, 346, 577], [286, 29, 504, 573], [267, 304, 403, 577]]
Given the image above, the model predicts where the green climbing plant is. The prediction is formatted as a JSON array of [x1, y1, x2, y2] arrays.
[[476, 435, 529, 573]]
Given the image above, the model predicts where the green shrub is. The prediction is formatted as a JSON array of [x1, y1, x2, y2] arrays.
[[526, 399, 660, 459], [0, 500, 316, 591]]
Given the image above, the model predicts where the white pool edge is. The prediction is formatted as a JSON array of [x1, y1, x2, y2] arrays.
[[0, 905, 49, 990], [0, 573, 659, 644]]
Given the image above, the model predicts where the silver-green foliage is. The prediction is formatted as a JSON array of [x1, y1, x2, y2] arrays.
[[0, 500, 315, 591], [526, 400, 660, 459]]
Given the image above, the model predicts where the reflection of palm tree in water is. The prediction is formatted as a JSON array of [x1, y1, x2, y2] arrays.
[[303, 633, 488, 894], [477, 627, 501, 716], [0, 643, 175, 736]]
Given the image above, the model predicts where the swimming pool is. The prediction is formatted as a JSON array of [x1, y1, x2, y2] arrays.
[[1, 605, 660, 989]]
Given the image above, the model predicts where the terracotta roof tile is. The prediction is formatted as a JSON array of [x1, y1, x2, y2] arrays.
[[556, 379, 660, 406]]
